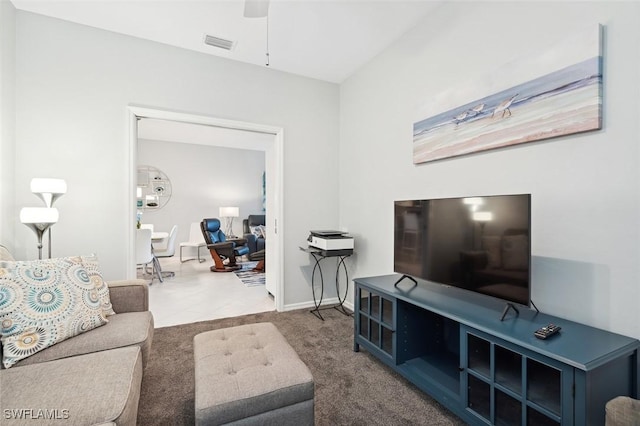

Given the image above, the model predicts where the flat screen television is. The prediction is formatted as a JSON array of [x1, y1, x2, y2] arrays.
[[394, 194, 531, 307]]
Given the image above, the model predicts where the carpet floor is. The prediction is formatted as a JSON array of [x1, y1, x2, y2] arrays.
[[137, 307, 465, 425]]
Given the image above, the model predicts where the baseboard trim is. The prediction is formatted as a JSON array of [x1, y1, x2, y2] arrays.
[[283, 298, 339, 312], [283, 298, 354, 314]]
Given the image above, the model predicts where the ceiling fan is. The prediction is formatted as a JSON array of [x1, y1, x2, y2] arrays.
[[244, 0, 270, 18]]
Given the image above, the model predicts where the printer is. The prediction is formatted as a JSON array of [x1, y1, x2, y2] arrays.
[[307, 230, 354, 255]]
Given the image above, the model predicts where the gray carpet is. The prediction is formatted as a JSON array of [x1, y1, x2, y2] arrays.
[[137, 307, 465, 425]]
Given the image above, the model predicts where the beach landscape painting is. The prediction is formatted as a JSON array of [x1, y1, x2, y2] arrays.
[[413, 25, 603, 164]]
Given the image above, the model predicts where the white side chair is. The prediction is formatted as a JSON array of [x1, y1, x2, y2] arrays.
[[154, 225, 178, 279], [179, 222, 207, 263], [140, 223, 154, 231], [136, 228, 161, 284], [155, 225, 178, 258]]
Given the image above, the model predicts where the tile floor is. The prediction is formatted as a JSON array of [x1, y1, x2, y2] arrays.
[[139, 255, 275, 328]]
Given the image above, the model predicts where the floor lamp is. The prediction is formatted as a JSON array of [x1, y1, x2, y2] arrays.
[[29, 178, 67, 258], [20, 207, 59, 260], [219, 206, 239, 238], [472, 211, 493, 249]]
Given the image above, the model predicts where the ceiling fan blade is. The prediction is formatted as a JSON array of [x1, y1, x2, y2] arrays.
[[244, 0, 270, 18]]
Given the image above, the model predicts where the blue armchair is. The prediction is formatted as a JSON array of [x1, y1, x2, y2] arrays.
[[201, 218, 249, 272]]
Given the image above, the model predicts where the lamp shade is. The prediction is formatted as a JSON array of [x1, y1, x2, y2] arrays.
[[219, 207, 239, 218], [20, 207, 59, 228], [463, 197, 484, 206], [30, 178, 67, 207], [472, 211, 493, 222], [20, 207, 59, 260]]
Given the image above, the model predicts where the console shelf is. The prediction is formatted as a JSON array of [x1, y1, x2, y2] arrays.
[[353, 274, 640, 425]]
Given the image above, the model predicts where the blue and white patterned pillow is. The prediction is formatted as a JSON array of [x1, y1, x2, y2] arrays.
[[80, 254, 115, 316], [250, 225, 266, 239], [0, 256, 109, 368]]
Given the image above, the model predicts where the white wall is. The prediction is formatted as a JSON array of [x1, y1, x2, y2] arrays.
[[340, 1, 640, 338], [14, 11, 340, 307], [11, 3, 640, 331], [0, 0, 15, 248], [137, 138, 265, 249]]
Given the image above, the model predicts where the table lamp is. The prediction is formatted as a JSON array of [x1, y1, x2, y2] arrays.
[[219, 206, 239, 238]]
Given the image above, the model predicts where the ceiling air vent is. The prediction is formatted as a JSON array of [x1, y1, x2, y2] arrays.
[[204, 35, 235, 51]]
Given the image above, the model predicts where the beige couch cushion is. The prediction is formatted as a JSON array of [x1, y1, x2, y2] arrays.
[[0, 346, 142, 426], [606, 396, 640, 426], [8, 311, 153, 368], [107, 280, 149, 313]]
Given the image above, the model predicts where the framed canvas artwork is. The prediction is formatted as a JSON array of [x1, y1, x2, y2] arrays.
[[413, 25, 603, 164]]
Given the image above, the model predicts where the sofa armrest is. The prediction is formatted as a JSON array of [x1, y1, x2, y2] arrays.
[[108, 279, 149, 313], [606, 396, 640, 426]]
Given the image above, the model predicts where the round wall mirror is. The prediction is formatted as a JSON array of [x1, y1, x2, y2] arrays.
[[137, 165, 172, 210]]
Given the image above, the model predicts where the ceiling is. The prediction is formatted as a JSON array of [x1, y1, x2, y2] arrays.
[[10, 0, 443, 83]]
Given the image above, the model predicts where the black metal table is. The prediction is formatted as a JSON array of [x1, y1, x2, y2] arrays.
[[300, 246, 353, 320]]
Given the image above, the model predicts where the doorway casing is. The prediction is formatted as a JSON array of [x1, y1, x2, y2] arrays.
[[126, 105, 285, 312]]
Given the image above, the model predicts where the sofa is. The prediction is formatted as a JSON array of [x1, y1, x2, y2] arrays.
[[0, 246, 154, 425], [243, 214, 266, 254], [606, 396, 640, 425]]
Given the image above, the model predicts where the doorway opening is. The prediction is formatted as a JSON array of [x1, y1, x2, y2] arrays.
[[127, 106, 284, 312]]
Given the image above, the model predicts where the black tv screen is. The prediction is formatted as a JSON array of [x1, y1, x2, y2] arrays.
[[394, 194, 531, 306]]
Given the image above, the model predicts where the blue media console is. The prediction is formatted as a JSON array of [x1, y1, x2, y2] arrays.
[[353, 274, 639, 425]]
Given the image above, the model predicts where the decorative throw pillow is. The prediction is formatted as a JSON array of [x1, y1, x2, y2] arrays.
[[481, 236, 502, 269], [250, 225, 266, 239], [502, 234, 528, 271], [0, 256, 108, 368], [0, 245, 15, 262], [80, 254, 116, 316]]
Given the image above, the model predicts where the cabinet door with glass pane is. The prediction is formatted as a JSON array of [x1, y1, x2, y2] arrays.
[[462, 327, 574, 425], [354, 285, 396, 360]]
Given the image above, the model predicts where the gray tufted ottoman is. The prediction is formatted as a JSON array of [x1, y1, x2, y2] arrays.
[[193, 322, 314, 425]]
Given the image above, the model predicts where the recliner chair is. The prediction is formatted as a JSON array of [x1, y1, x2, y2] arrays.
[[200, 218, 250, 272], [242, 214, 266, 272], [243, 214, 266, 254]]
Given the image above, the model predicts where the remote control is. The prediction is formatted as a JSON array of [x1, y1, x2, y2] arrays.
[[534, 323, 561, 340]]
